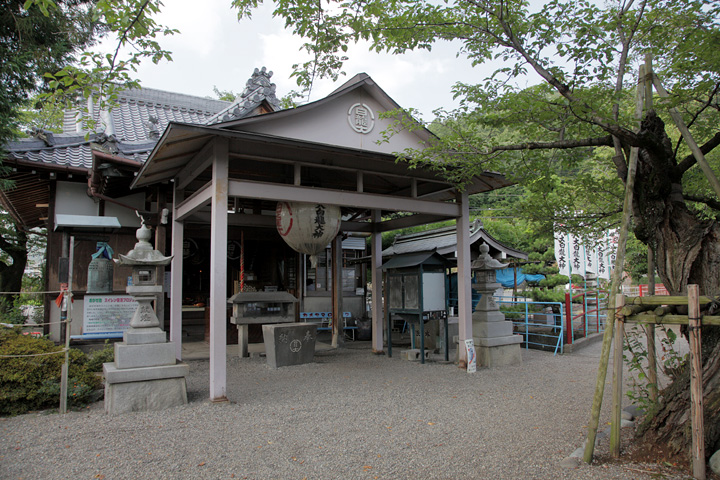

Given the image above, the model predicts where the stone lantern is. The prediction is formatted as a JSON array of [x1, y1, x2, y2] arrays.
[[471, 243, 522, 367], [103, 222, 189, 414]]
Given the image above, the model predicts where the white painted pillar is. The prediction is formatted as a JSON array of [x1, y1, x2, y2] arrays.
[[170, 186, 185, 360], [456, 191, 472, 367], [209, 138, 229, 402], [371, 210, 384, 353]]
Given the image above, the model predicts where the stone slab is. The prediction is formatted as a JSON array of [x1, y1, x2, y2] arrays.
[[114, 341, 176, 369], [262, 323, 317, 369], [401, 349, 430, 361], [105, 376, 187, 414], [124, 327, 167, 345], [476, 343, 522, 367], [473, 319, 514, 338], [471, 310, 506, 323], [103, 361, 189, 384], [474, 334, 524, 348]]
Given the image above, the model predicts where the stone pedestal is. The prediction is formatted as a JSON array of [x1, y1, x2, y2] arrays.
[[471, 243, 522, 368], [103, 224, 187, 414], [103, 326, 189, 414], [472, 294, 523, 367]]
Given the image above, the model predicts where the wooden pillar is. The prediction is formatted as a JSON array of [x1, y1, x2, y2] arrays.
[[610, 293, 626, 457], [371, 210, 384, 353], [154, 187, 167, 330], [456, 190, 472, 367], [209, 138, 229, 402], [646, 248, 658, 402], [170, 186, 185, 360], [688, 284, 705, 480], [331, 234, 344, 348]]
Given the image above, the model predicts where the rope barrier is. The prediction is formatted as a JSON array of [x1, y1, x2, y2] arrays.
[[1, 320, 68, 328], [0, 348, 68, 358], [0, 290, 63, 295]]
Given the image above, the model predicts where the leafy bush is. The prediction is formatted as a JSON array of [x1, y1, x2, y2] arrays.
[[0, 328, 101, 416], [86, 341, 114, 372]]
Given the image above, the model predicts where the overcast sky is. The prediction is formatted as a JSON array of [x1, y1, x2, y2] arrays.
[[127, 0, 531, 121]]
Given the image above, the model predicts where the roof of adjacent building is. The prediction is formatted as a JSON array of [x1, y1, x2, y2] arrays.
[[2, 68, 282, 228], [382, 219, 528, 260], [6, 67, 282, 171]]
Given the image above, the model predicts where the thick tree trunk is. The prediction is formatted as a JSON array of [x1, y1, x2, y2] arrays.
[[0, 226, 27, 312], [627, 112, 720, 464]]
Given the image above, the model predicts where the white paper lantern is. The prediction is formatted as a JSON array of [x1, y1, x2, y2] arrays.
[[276, 202, 341, 266]]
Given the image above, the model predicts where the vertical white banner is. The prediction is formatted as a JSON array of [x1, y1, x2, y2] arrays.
[[596, 240, 610, 280], [570, 234, 586, 277], [584, 243, 597, 276], [554, 229, 570, 277], [607, 229, 619, 277]]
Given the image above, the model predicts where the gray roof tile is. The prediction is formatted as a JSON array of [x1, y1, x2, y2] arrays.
[[207, 67, 281, 125]]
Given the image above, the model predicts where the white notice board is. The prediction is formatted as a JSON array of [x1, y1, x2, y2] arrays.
[[83, 295, 138, 334]]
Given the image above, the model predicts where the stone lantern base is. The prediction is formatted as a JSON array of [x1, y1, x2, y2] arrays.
[[471, 295, 523, 368], [473, 335, 523, 367], [103, 327, 188, 414]]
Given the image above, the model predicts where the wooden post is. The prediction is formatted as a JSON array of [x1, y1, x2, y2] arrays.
[[584, 64, 645, 464], [565, 292, 572, 345], [455, 190, 472, 368], [209, 138, 229, 402], [331, 234, 343, 348], [646, 248, 658, 402], [688, 284, 705, 480], [610, 293, 625, 457], [370, 210, 384, 353]]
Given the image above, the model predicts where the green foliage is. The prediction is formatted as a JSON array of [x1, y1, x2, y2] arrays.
[[213, 86, 237, 102], [0, 328, 101, 415], [623, 324, 688, 411], [85, 341, 114, 373]]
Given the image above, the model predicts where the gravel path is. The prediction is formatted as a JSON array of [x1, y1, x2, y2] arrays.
[[0, 339, 693, 480]]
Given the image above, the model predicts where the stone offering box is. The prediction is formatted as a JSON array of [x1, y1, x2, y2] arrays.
[[228, 291, 299, 357], [228, 291, 298, 324], [262, 323, 317, 368]]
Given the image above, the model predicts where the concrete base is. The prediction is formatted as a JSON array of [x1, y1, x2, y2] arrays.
[[114, 341, 176, 369], [473, 320, 514, 338], [475, 343, 522, 368], [104, 374, 188, 414], [401, 349, 430, 361]]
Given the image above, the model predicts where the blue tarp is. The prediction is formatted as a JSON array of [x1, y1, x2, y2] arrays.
[[496, 267, 545, 288]]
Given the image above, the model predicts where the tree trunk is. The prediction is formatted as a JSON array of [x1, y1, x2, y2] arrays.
[[627, 112, 720, 464], [0, 226, 27, 312]]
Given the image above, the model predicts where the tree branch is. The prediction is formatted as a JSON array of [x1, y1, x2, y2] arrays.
[[677, 131, 720, 174], [483, 135, 613, 153], [683, 193, 720, 211]]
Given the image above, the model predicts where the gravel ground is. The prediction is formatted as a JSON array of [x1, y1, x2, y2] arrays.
[[0, 338, 694, 480]]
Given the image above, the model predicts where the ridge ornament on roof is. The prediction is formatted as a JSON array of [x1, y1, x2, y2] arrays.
[[208, 67, 282, 124]]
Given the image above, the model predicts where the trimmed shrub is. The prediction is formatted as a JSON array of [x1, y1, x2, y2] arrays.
[[0, 328, 101, 416], [86, 342, 114, 373]]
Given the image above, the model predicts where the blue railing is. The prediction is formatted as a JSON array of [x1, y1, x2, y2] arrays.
[[447, 295, 565, 355], [495, 297, 565, 355]]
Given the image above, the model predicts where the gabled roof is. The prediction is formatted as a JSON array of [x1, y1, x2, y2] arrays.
[[210, 72, 436, 152], [381, 251, 448, 270], [382, 219, 528, 260]]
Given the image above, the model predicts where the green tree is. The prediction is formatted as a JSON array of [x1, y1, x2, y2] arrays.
[[233, 0, 720, 466], [1, 0, 175, 312]]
